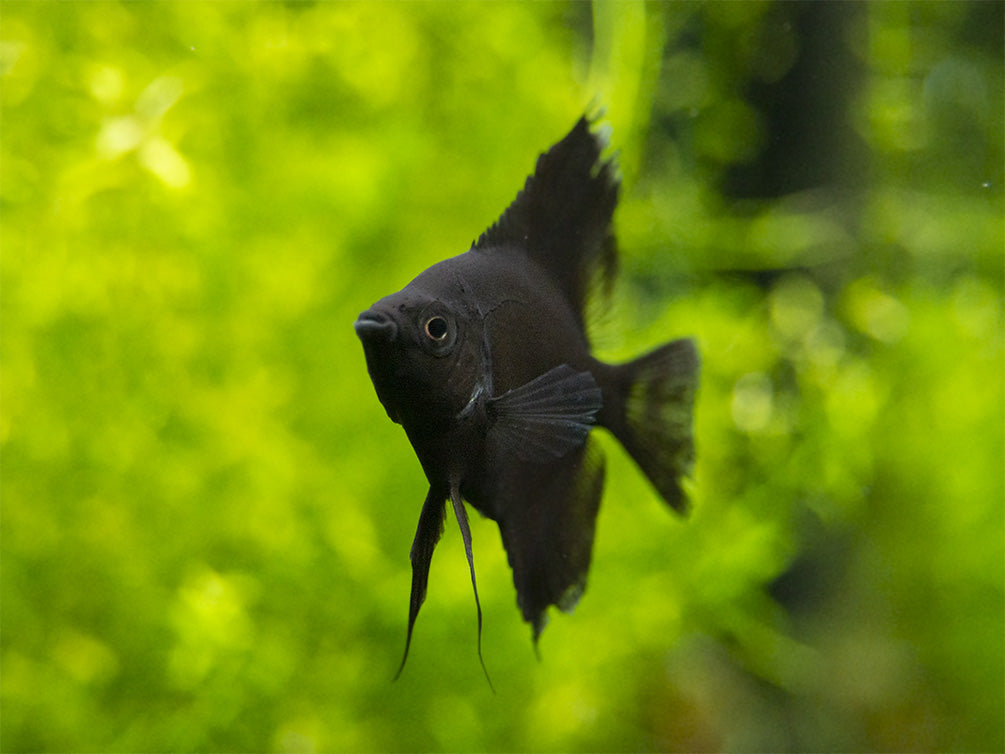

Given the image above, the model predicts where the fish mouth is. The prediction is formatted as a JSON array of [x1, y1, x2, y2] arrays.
[[354, 309, 398, 342]]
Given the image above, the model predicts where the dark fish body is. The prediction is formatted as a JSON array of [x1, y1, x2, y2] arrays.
[[354, 116, 699, 675]]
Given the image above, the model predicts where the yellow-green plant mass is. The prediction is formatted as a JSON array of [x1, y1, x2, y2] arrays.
[[2, 2, 1002, 752]]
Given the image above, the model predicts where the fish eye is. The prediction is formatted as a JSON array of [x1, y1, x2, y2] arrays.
[[424, 316, 449, 341]]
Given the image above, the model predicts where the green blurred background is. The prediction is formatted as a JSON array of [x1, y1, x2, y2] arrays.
[[2, 1, 1002, 751]]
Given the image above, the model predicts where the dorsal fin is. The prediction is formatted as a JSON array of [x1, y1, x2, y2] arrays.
[[472, 115, 619, 325]]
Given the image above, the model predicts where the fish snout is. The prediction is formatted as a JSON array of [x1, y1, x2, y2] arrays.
[[354, 309, 399, 342]]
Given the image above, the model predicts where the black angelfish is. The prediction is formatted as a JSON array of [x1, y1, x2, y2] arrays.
[[354, 116, 699, 681]]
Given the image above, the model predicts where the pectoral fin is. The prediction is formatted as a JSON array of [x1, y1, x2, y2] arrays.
[[487, 364, 603, 462]]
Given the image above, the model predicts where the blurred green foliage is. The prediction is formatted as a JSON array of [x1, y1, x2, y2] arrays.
[[2, 1, 1002, 751]]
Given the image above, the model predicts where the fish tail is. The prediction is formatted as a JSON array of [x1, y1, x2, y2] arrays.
[[605, 339, 699, 513]]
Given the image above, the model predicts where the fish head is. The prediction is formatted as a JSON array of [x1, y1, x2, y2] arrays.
[[354, 281, 485, 426]]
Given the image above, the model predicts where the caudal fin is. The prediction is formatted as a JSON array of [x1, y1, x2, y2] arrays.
[[607, 339, 699, 513]]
